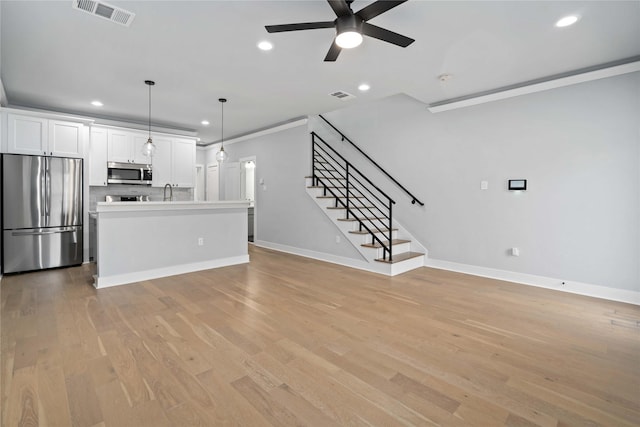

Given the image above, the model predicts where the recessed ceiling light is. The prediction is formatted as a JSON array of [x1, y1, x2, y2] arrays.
[[201, 120, 210, 126], [257, 41, 273, 51], [91, 100, 103, 107], [358, 83, 370, 92], [555, 15, 579, 27]]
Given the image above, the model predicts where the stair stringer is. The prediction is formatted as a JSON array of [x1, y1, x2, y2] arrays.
[[305, 178, 428, 276]]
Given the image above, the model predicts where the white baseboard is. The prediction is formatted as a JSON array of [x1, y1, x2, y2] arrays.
[[424, 258, 639, 306], [254, 240, 389, 275], [255, 241, 638, 305], [94, 255, 250, 289]]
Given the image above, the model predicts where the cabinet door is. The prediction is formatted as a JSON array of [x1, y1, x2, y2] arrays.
[[49, 120, 83, 158], [151, 137, 172, 187], [132, 133, 153, 164], [107, 129, 132, 163], [89, 128, 108, 186], [7, 114, 49, 155], [171, 139, 196, 187]]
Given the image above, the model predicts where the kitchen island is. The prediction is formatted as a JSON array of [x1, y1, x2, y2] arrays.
[[94, 201, 250, 288]]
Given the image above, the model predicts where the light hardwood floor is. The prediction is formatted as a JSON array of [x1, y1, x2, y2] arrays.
[[1, 245, 639, 426]]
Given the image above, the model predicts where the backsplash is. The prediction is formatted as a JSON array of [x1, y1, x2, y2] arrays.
[[89, 185, 193, 211]]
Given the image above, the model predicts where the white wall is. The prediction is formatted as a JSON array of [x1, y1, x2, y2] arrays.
[[219, 125, 363, 260], [312, 72, 640, 292]]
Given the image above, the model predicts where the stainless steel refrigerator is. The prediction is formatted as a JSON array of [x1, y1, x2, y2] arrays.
[[2, 154, 83, 274]]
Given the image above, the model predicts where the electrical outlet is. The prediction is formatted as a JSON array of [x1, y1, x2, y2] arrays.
[[335, 235, 341, 243], [198, 237, 204, 246]]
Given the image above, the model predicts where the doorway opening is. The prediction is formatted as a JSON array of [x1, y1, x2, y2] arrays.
[[240, 157, 256, 242]]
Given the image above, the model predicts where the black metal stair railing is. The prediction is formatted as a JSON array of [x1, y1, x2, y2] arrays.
[[311, 132, 396, 261], [318, 114, 424, 206]]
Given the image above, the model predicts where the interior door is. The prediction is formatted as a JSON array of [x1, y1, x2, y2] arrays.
[[206, 163, 219, 201], [194, 165, 205, 201], [223, 162, 240, 200]]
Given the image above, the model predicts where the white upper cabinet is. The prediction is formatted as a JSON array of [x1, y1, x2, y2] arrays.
[[107, 129, 153, 164], [89, 127, 108, 186], [49, 120, 83, 157], [171, 138, 196, 187], [131, 134, 154, 164], [151, 137, 172, 187], [152, 137, 195, 188], [7, 114, 84, 158]]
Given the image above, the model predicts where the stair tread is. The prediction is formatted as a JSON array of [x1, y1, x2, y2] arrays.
[[361, 239, 411, 249], [326, 206, 375, 210], [316, 195, 366, 199], [337, 217, 386, 222], [349, 228, 397, 235], [375, 252, 424, 264]]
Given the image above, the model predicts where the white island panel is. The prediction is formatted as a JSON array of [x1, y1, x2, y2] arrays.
[[95, 201, 249, 288]]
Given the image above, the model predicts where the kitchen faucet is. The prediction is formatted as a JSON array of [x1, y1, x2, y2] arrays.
[[163, 183, 173, 201]]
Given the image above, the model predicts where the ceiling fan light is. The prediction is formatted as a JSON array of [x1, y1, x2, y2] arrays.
[[336, 31, 363, 49]]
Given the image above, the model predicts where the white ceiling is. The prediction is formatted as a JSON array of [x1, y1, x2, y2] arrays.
[[2, 1, 639, 144]]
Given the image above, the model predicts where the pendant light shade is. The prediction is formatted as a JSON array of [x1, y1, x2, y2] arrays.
[[142, 80, 157, 158], [216, 98, 228, 163]]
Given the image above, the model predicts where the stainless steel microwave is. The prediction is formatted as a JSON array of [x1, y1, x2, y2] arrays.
[[107, 162, 152, 185]]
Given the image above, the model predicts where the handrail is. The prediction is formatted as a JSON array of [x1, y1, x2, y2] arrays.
[[312, 132, 395, 205], [318, 114, 424, 206], [312, 132, 395, 260]]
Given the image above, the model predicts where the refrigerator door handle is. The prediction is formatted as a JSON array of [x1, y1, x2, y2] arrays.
[[40, 162, 47, 221], [45, 158, 51, 222], [12, 227, 77, 237]]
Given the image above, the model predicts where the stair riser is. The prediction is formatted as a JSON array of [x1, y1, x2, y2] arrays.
[[390, 255, 426, 275], [370, 243, 411, 258], [352, 230, 398, 242]]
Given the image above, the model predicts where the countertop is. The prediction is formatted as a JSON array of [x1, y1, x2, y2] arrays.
[[95, 200, 251, 213]]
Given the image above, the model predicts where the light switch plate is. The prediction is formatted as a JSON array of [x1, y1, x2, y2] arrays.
[[481, 180, 488, 190]]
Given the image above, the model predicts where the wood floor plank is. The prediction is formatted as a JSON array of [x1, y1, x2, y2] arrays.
[[1, 245, 638, 426], [65, 370, 104, 427]]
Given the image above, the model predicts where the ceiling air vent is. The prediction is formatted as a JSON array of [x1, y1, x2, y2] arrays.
[[72, 0, 135, 27], [330, 91, 356, 101]]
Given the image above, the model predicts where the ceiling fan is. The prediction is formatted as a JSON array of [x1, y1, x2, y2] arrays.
[[265, 0, 414, 62]]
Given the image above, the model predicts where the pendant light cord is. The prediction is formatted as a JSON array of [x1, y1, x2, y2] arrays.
[[219, 98, 227, 148], [221, 101, 224, 147], [148, 83, 151, 139]]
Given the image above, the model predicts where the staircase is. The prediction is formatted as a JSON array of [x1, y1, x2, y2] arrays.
[[305, 130, 426, 276]]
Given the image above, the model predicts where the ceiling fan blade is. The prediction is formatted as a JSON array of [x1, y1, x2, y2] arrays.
[[327, 0, 352, 17], [356, 0, 408, 21], [324, 40, 342, 62], [265, 21, 335, 33], [362, 22, 414, 47]]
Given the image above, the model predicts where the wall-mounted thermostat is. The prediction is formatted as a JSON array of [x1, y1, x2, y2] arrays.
[[508, 179, 527, 191]]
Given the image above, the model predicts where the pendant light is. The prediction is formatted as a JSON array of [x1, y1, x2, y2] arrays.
[[141, 80, 157, 158], [216, 98, 228, 163]]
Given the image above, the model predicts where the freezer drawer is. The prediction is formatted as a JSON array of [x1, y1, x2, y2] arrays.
[[3, 226, 83, 274]]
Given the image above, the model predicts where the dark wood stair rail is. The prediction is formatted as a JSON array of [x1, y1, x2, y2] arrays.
[[311, 131, 396, 261], [318, 114, 425, 207]]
